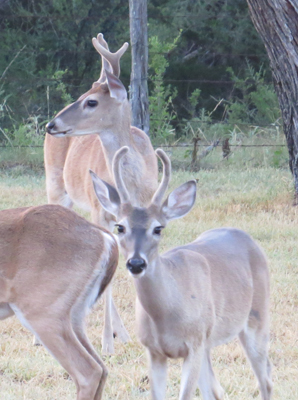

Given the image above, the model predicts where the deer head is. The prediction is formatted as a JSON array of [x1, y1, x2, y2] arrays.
[[90, 147, 196, 276], [46, 34, 129, 137]]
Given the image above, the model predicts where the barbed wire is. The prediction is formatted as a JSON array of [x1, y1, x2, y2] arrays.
[[0, 143, 287, 149], [150, 118, 281, 128], [0, 114, 281, 129], [0, 13, 261, 22], [157, 143, 286, 148], [0, 119, 281, 129], [0, 47, 265, 59], [0, 76, 236, 85]]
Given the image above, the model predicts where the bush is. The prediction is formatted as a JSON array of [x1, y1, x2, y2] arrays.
[[148, 35, 180, 144], [226, 62, 280, 126]]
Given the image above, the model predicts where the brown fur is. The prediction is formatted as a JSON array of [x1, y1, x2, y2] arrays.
[[0, 204, 118, 400]]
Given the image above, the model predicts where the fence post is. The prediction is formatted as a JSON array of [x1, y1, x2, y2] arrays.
[[129, 0, 150, 135]]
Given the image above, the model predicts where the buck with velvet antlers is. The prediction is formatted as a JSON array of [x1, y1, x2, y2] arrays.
[[90, 146, 272, 400], [45, 33, 158, 353], [0, 204, 118, 400]]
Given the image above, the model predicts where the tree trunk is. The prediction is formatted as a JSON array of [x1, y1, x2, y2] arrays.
[[129, 0, 150, 135], [246, 0, 298, 201]]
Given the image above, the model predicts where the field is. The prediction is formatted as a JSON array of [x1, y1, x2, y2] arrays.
[[0, 142, 298, 399]]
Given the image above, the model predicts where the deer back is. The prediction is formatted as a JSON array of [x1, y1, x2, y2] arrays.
[[0, 205, 118, 306]]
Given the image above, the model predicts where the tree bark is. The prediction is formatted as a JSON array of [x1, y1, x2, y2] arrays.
[[246, 0, 298, 200], [129, 0, 150, 135]]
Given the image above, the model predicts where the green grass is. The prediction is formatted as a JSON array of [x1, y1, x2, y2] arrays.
[[0, 146, 298, 399]]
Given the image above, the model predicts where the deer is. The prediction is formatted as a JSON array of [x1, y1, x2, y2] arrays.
[[0, 204, 118, 400], [89, 146, 273, 400], [44, 33, 158, 353]]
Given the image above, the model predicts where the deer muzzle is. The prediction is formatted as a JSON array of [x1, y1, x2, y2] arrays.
[[46, 120, 56, 133], [126, 258, 147, 275]]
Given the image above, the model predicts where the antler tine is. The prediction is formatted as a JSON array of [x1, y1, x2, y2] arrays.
[[95, 33, 113, 83], [151, 149, 172, 206], [92, 36, 129, 78], [96, 33, 109, 49], [112, 146, 130, 203]]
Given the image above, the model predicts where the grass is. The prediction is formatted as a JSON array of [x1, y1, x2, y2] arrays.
[[0, 144, 298, 399]]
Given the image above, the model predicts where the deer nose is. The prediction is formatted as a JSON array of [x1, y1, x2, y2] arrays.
[[46, 121, 55, 133], [126, 258, 147, 275]]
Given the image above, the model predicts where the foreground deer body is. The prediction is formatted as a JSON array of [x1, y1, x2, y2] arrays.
[[90, 147, 272, 400], [0, 204, 118, 400], [45, 34, 158, 353]]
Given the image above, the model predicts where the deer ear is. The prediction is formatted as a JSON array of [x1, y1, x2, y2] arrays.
[[90, 170, 120, 217], [161, 180, 196, 221], [105, 70, 127, 102]]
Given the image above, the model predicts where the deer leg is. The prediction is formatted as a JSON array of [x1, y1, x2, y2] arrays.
[[148, 351, 168, 400], [0, 303, 14, 320], [102, 284, 115, 354], [44, 134, 73, 208], [198, 350, 224, 400], [27, 314, 104, 400], [101, 284, 130, 353], [46, 167, 73, 208], [72, 319, 108, 400], [111, 295, 131, 342], [94, 212, 130, 353], [32, 335, 42, 346], [179, 346, 204, 400], [238, 327, 272, 400]]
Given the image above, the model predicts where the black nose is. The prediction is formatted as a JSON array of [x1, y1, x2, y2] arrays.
[[126, 258, 147, 274], [46, 121, 55, 133]]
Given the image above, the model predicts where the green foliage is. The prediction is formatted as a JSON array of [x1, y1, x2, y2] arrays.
[[226, 62, 280, 125], [0, 66, 71, 146], [272, 148, 286, 168], [0, 0, 130, 137], [182, 93, 230, 144], [148, 35, 180, 144], [188, 89, 201, 116], [4, 115, 45, 147], [51, 70, 74, 109], [180, 61, 281, 160], [148, 0, 270, 123], [0, 0, 274, 146]]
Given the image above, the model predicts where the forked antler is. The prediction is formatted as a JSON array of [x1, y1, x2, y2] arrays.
[[151, 149, 171, 205], [92, 33, 129, 79], [112, 147, 171, 206], [112, 146, 130, 203], [95, 33, 113, 83]]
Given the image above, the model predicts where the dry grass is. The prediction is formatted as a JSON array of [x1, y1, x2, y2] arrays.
[[0, 162, 298, 399]]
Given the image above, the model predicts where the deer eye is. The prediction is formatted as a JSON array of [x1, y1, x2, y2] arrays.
[[87, 100, 98, 107], [153, 226, 163, 235], [115, 224, 125, 234]]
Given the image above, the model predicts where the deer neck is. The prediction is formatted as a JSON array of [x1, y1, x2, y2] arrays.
[[98, 107, 133, 171], [134, 256, 173, 323]]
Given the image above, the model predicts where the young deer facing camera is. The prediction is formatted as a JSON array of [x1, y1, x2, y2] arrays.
[[0, 204, 118, 400], [90, 146, 272, 400]]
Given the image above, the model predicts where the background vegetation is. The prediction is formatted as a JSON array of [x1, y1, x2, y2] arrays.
[[0, 2, 297, 398], [0, 0, 281, 147]]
